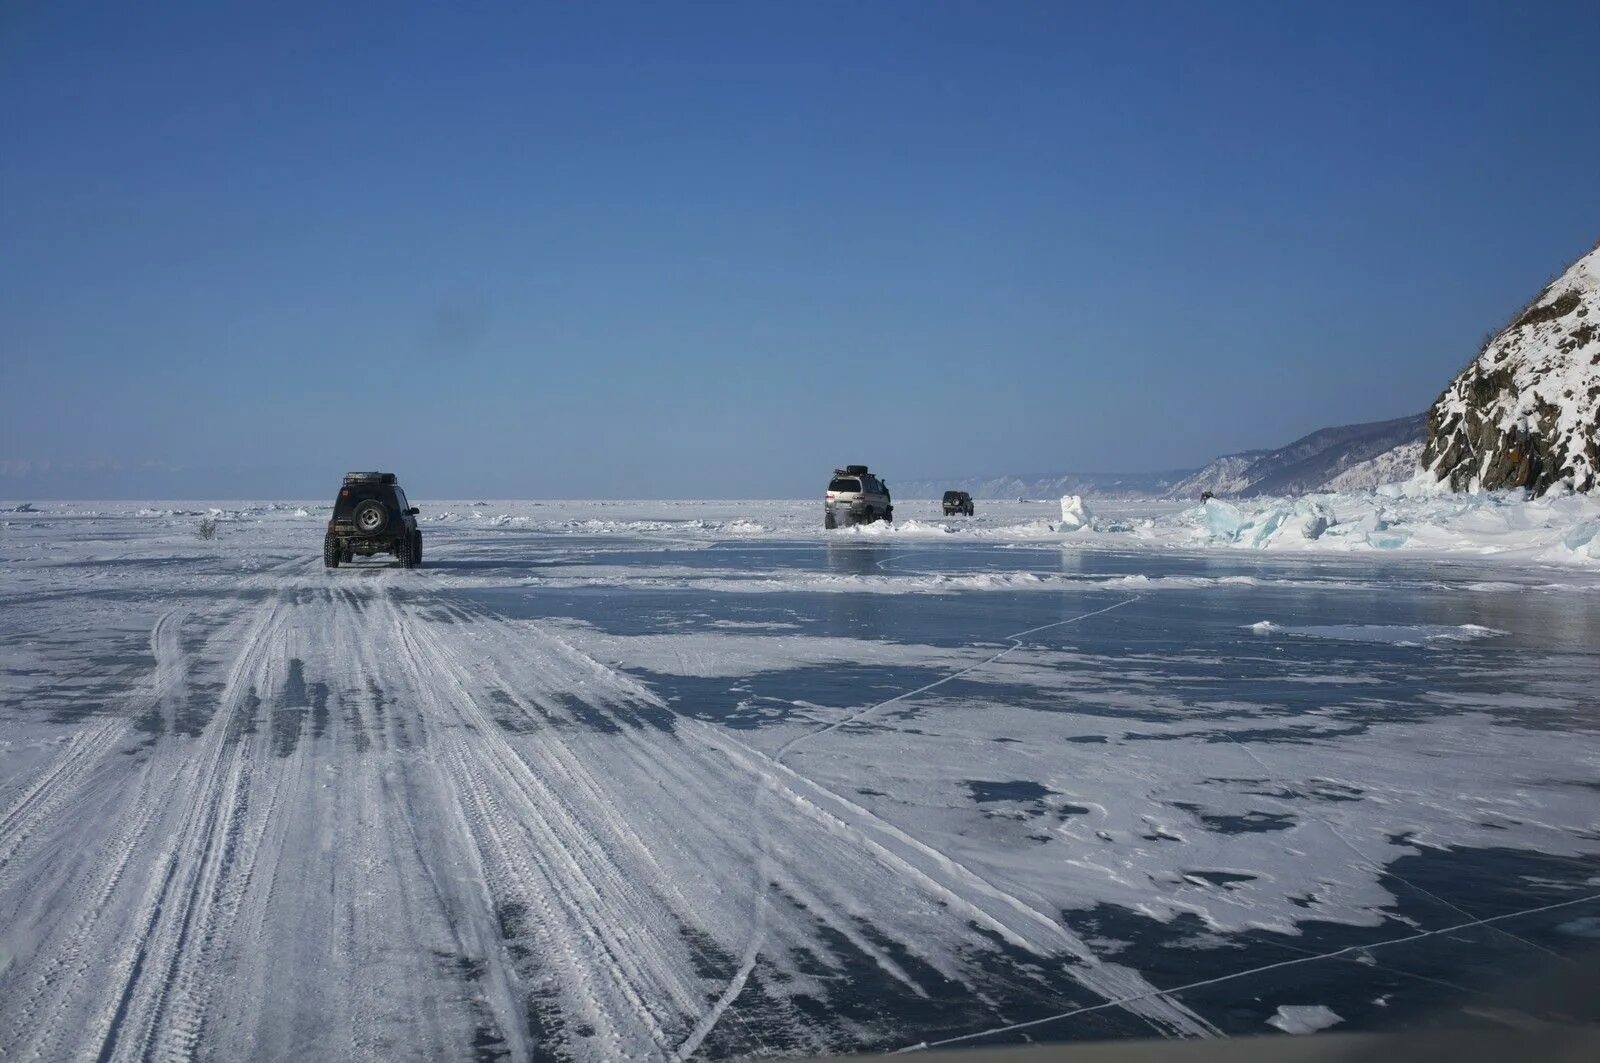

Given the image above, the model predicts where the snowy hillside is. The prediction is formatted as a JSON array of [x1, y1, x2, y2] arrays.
[[1423, 240, 1600, 495], [1163, 452, 1267, 498], [1322, 440, 1424, 491], [1169, 414, 1426, 498], [918, 416, 1427, 505]]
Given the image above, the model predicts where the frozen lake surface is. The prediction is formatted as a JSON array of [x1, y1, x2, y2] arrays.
[[2, 500, 1599, 1060]]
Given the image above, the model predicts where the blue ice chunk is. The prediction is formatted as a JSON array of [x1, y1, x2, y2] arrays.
[[1204, 499, 1244, 542]]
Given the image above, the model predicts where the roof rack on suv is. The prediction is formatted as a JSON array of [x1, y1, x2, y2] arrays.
[[834, 464, 870, 477], [343, 471, 397, 485]]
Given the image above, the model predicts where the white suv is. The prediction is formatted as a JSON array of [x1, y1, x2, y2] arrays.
[[824, 465, 893, 528]]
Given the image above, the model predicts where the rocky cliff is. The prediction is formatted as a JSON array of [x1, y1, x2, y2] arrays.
[[1423, 241, 1600, 495]]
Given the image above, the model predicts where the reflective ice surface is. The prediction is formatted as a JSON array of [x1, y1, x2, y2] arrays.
[[2, 502, 1597, 1059]]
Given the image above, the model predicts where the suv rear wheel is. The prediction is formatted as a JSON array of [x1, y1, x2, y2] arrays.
[[412, 530, 423, 567], [353, 499, 388, 535], [396, 534, 414, 568], [323, 537, 340, 568]]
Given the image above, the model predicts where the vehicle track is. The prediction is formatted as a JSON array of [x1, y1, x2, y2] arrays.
[[93, 591, 288, 1062], [4, 555, 1212, 1061]]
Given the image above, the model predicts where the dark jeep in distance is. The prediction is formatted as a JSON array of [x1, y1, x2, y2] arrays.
[[324, 472, 422, 568], [942, 490, 975, 517]]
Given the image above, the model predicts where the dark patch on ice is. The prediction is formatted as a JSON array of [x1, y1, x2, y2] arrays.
[[227, 686, 262, 741], [1241, 779, 1364, 803], [341, 687, 370, 753], [1055, 845, 1600, 1038], [283, 657, 308, 704], [365, 678, 387, 720], [133, 702, 166, 740], [966, 779, 1089, 822], [269, 658, 308, 757], [549, 692, 628, 734], [1173, 802, 1295, 834], [967, 779, 1051, 804], [486, 688, 541, 734], [430, 950, 510, 1063], [308, 681, 330, 739], [1182, 869, 1258, 889]]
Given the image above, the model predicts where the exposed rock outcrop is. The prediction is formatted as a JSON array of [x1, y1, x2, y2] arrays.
[[1423, 241, 1600, 495]]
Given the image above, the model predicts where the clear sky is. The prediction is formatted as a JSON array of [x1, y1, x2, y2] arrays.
[[4, 1, 1598, 499]]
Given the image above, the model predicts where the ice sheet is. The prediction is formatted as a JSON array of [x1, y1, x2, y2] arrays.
[[1, 500, 1598, 1060]]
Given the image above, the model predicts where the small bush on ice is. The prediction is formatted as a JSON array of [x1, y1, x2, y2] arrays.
[[196, 517, 218, 540]]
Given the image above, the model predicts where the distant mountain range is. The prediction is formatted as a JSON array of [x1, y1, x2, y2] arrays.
[[1168, 413, 1427, 498], [899, 415, 1427, 500], [907, 238, 1600, 503], [894, 469, 1197, 500]]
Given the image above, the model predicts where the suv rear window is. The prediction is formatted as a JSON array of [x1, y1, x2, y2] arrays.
[[829, 478, 861, 493], [334, 485, 397, 516], [943, 491, 962, 501]]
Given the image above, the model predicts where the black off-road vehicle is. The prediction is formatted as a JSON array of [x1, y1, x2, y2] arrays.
[[323, 472, 422, 568], [942, 490, 975, 516]]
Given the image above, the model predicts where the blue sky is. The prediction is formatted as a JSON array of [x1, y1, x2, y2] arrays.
[[3, 1, 1598, 498]]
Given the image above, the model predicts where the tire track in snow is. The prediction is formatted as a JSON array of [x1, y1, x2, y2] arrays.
[[4, 550, 1209, 1060], [0, 719, 126, 881], [384, 594, 828, 1058], [0, 609, 189, 891], [387, 593, 702, 1058], [0, 607, 203, 1062], [426, 591, 1213, 1056], [90, 585, 293, 1062]]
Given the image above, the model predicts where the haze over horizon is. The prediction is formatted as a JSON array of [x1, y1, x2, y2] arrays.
[[4, 1, 1599, 499]]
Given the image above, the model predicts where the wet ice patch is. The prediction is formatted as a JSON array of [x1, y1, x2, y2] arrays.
[[524, 568, 1066, 595], [1267, 1004, 1342, 1034], [541, 620, 978, 678], [1245, 622, 1506, 645], [1556, 916, 1600, 940]]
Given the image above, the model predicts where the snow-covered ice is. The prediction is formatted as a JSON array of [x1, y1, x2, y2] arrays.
[[1266, 1004, 1343, 1034], [1, 498, 1598, 1060]]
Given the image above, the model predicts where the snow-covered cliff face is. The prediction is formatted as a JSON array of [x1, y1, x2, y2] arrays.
[[1424, 241, 1600, 495]]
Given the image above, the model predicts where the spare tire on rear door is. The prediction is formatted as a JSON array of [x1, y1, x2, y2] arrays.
[[352, 499, 388, 535]]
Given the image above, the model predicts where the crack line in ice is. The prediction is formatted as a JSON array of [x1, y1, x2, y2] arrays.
[[777, 595, 1144, 756], [673, 595, 1230, 1058], [1205, 711, 1569, 963], [893, 891, 1600, 1053]]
